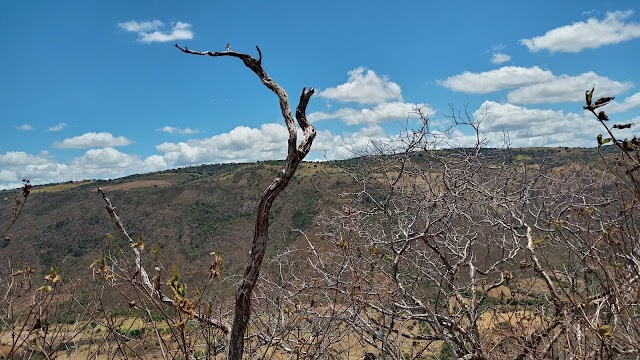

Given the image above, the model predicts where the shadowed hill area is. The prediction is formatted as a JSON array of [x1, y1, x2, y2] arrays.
[[0, 161, 349, 287]]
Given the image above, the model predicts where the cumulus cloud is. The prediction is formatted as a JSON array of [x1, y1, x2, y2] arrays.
[[47, 122, 67, 132], [0, 123, 393, 189], [310, 125, 388, 160], [476, 101, 582, 133], [160, 126, 201, 135], [0, 151, 50, 167], [69, 148, 166, 173], [318, 67, 403, 104], [156, 123, 290, 166], [491, 53, 511, 65], [0, 151, 57, 189], [53, 132, 133, 149], [4, 102, 622, 190], [309, 102, 433, 125], [605, 92, 640, 114], [118, 20, 193, 43], [507, 72, 633, 103], [118, 20, 163, 33], [71, 147, 142, 169], [439, 66, 554, 94], [441, 66, 633, 104], [15, 124, 33, 131], [154, 122, 408, 166], [462, 101, 620, 148], [0, 169, 16, 183], [0, 148, 167, 190], [521, 10, 640, 53]]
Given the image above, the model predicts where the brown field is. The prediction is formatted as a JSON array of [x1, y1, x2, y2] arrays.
[[31, 181, 96, 194], [100, 180, 172, 191]]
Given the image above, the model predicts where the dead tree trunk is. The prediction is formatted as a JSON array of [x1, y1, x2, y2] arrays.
[[175, 43, 316, 360]]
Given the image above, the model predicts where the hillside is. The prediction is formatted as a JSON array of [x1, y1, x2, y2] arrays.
[[0, 146, 613, 284], [2, 145, 637, 359], [0, 161, 349, 286]]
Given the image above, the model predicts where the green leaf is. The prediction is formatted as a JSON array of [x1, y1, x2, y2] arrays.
[[597, 325, 612, 337]]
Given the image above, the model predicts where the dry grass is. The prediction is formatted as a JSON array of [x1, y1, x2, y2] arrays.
[[0, 303, 550, 359], [0, 317, 168, 360], [101, 180, 172, 191], [31, 181, 96, 194]]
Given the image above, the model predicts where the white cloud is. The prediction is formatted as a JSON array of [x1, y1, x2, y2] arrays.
[[160, 126, 201, 135], [441, 66, 633, 104], [521, 10, 640, 53], [118, 20, 193, 43], [489, 44, 506, 52], [0, 170, 16, 182], [154, 122, 410, 165], [47, 122, 67, 132], [309, 102, 434, 126], [71, 147, 142, 169], [460, 101, 623, 148], [0, 123, 393, 189], [310, 125, 388, 160], [118, 20, 163, 33], [3, 102, 628, 190], [605, 92, 640, 114], [0, 120, 416, 188], [0, 148, 167, 190], [156, 123, 290, 166], [140, 22, 193, 43], [439, 66, 554, 94], [490, 52, 511, 65], [156, 119, 439, 165], [507, 72, 633, 103], [67, 148, 166, 174], [15, 124, 33, 131], [0, 151, 50, 167], [318, 67, 402, 104], [475, 101, 582, 133], [0, 151, 56, 189], [311, 67, 434, 126], [142, 155, 168, 169], [53, 132, 133, 149]]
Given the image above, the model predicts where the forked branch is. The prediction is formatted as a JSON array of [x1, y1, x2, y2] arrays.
[[175, 43, 316, 360]]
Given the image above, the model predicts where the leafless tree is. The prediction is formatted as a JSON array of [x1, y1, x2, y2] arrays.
[[175, 43, 316, 360], [302, 103, 640, 359], [88, 44, 317, 359], [306, 112, 526, 359], [0, 264, 97, 359]]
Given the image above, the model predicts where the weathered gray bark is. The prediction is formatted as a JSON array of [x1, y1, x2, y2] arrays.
[[175, 43, 316, 360]]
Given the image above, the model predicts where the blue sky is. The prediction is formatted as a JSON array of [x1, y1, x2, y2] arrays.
[[2, 1, 640, 189]]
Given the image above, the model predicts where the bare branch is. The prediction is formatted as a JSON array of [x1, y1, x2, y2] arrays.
[[176, 43, 315, 359], [97, 186, 229, 334]]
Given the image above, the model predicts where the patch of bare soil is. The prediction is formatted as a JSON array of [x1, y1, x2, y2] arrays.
[[171, 189, 199, 205], [101, 180, 172, 191]]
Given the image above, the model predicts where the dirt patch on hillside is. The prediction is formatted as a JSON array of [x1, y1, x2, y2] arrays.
[[32, 180, 96, 193], [101, 180, 172, 191], [171, 189, 199, 205]]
